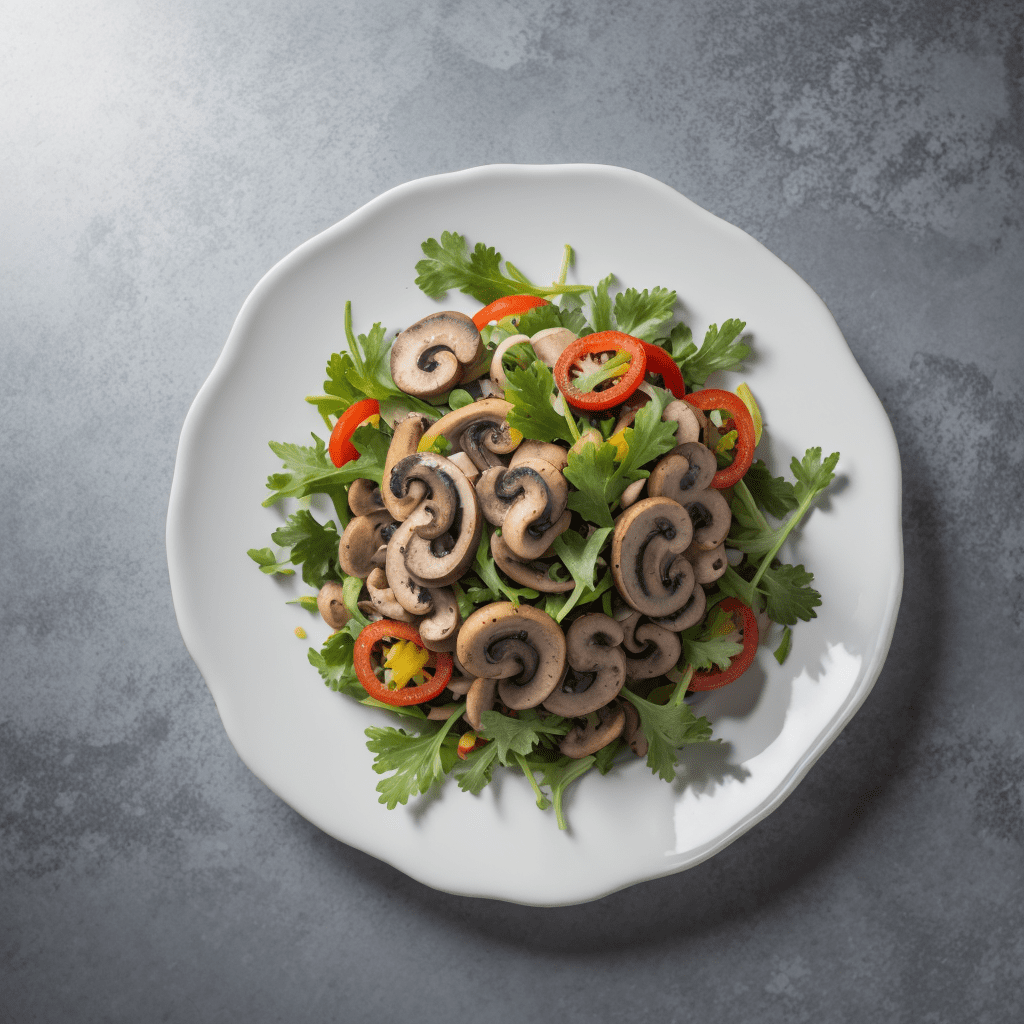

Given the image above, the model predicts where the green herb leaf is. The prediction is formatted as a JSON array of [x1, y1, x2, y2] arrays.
[[580, 274, 616, 333], [619, 687, 714, 782], [678, 319, 749, 386], [613, 287, 677, 341], [472, 530, 540, 606], [759, 562, 822, 625], [504, 361, 577, 445], [774, 626, 793, 665], [270, 510, 340, 588], [534, 756, 596, 830], [476, 709, 569, 765], [247, 547, 295, 576], [744, 460, 799, 519]]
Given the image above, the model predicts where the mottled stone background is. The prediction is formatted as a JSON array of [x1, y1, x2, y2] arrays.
[[2, 0, 1022, 1020]]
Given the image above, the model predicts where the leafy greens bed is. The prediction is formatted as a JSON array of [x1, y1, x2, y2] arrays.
[[249, 233, 839, 829]]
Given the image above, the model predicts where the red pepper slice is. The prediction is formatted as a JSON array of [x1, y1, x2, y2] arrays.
[[472, 294, 549, 330], [688, 598, 759, 692], [641, 342, 687, 399], [682, 388, 755, 488], [328, 398, 380, 467], [352, 620, 453, 706], [554, 331, 648, 411]]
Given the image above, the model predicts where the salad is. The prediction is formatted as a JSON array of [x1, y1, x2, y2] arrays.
[[249, 232, 839, 829]]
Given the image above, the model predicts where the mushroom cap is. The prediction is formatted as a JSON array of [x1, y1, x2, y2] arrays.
[[509, 439, 569, 473], [610, 497, 696, 617], [543, 613, 626, 717], [418, 399, 519, 472], [316, 581, 349, 630], [621, 701, 648, 757], [559, 703, 626, 759], [417, 586, 461, 652], [490, 531, 575, 594], [386, 453, 482, 587], [648, 443, 718, 500], [651, 577, 707, 632], [475, 458, 570, 560], [529, 327, 577, 367], [680, 487, 732, 551], [488, 333, 530, 394], [662, 401, 704, 446], [347, 477, 385, 517], [382, 413, 432, 520], [616, 609, 683, 679], [338, 510, 396, 579], [456, 602, 567, 711], [685, 542, 728, 584], [390, 311, 483, 398], [465, 676, 498, 731], [365, 567, 420, 622]]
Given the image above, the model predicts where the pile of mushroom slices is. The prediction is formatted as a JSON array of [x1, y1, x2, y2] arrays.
[[325, 310, 733, 760]]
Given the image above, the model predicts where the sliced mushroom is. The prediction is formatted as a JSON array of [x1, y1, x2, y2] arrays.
[[559, 703, 626, 759], [610, 497, 696, 617], [543, 613, 626, 717], [418, 586, 460, 652], [621, 700, 648, 757], [418, 399, 519, 472], [686, 542, 728, 584], [465, 676, 498, 730], [338, 510, 396, 578], [365, 567, 420, 622], [316, 581, 349, 630], [456, 602, 566, 710], [616, 609, 682, 679], [447, 451, 480, 483], [347, 478, 385, 517], [476, 458, 570, 560], [662, 400, 704, 446], [679, 488, 731, 551], [390, 311, 482, 398], [529, 327, 577, 367], [648, 443, 718, 499], [490, 531, 575, 593], [489, 333, 531, 393], [619, 477, 647, 509], [651, 578, 707, 631], [382, 413, 432, 520], [386, 452, 482, 586], [509, 439, 569, 473]]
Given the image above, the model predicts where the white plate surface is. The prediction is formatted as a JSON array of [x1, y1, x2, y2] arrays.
[[167, 164, 902, 906]]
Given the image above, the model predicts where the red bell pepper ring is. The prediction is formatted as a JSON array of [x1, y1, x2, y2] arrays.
[[353, 619, 453, 706], [472, 294, 549, 330], [554, 331, 648, 411], [688, 598, 759, 692], [641, 342, 687, 399], [328, 398, 380, 467], [683, 388, 755, 488]]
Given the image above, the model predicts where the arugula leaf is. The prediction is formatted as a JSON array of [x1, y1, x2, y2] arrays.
[[415, 232, 590, 304], [547, 528, 613, 622], [264, 426, 391, 507], [676, 319, 749, 386], [619, 687, 714, 782], [613, 287, 676, 341], [365, 708, 464, 809], [287, 594, 320, 612], [663, 321, 693, 362], [504, 361, 577, 445], [270, 509, 340, 588], [247, 547, 295, 576]]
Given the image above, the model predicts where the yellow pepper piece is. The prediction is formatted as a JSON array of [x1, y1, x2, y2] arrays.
[[383, 640, 431, 689], [736, 383, 763, 445], [607, 430, 629, 461], [294, 626, 307, 640], [715, 429, 738, 455]]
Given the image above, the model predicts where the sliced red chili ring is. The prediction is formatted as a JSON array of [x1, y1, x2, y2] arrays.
[[554, 331, 648, 411], [328, 397, 381, 467], [472, 294, 549, 330], [682, 388, 755, 488], [688, 598, 759, 692], [353, 619, 453, 706], [641, 342, 687, 399]]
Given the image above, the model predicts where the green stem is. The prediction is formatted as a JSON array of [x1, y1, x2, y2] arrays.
[[573, 351, 632, 394], [343, 300, 366, 376], [734, 478, 769, 531], [748, 492, 818, 589], [513, 751, 550, 810], [555, 244, 574, 287], [561, 399, 581, 443]]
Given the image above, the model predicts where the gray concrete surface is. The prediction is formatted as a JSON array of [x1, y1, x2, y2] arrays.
[[2, 0, 1022, 1020]]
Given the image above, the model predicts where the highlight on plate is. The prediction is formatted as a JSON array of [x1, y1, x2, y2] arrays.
[[247, 232, 840, 829]]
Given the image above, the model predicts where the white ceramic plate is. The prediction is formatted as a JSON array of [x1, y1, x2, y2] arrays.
[[167, 164, 902, 906]]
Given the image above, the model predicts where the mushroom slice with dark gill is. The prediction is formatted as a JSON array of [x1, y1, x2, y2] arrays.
[[475, 458, 571, 561], [651, 576, 707, 632], [338, 510, 396, 578], [488, 334, 530, 394], [390, 311, 483, 398], [647, 443, 717, 500], [347, 477, 385, 517], [417, 586, 460, 652], [610, 496, 695, 618], [559, 702, 626, 759], [456, 602, 567, 711], [365, 567, 419, 623], [385, 452, 482, 587], [621, 700, 648, 757], [316, 581, 349, 630], [381, 412, 433, 521], [418, 399, 519, 472], [490, 532, 574, 594], [686, 542, 728, 584], [616, 609, 682, 679], [543, 613, 626, 717]]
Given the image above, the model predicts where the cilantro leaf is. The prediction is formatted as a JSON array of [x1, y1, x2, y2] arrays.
[[677, 319, 749, 386], [515, 303, 565, 337], [774, 626, 793, 665], [270, 510, 340, 588], [743, 460, 799, 519], [533, 755, 596, 830], [580, 274, 616, 333], [613, 287, 677, 341], [308, 623, 364, 697], [619, 687, 714, 782], [504, 361, 577, 445], [365, 709, 464, 809], [247, 547, 295, 576], [759, 562, 821, 625], [455, 740, 501, 794], [476, 709, 569, 765]]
